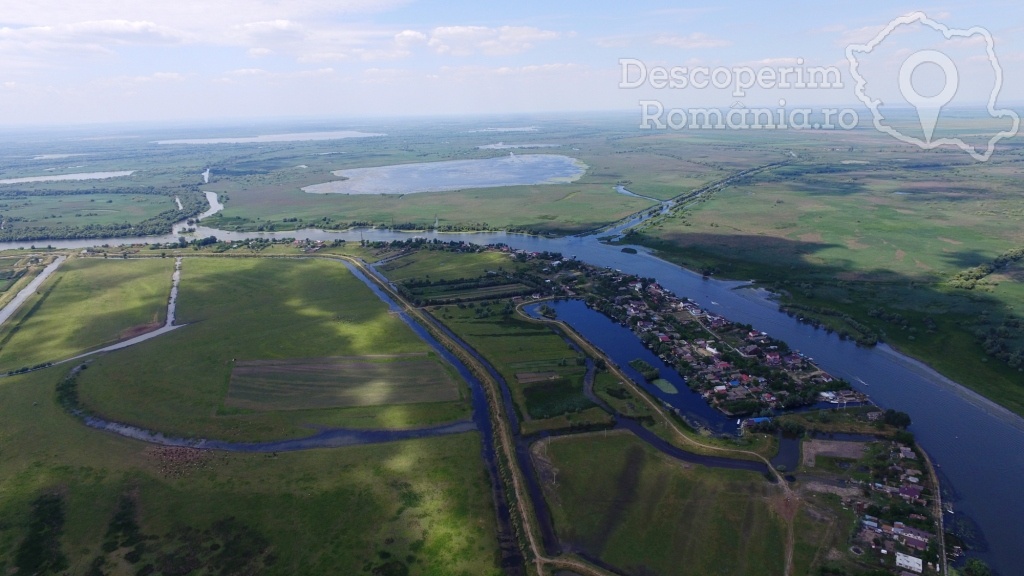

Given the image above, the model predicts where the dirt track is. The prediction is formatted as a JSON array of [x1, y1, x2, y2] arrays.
[[801, 439, 867, 468]]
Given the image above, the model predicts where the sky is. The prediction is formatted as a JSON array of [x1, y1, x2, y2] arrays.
[[0, 0, 1021, 126]]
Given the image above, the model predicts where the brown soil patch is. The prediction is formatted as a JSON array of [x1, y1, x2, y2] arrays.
[[895, 249, 906, 262], [771, 492, 800, 522], [226, 354, 458, 411], [798, 233, 823, 242], [120, 321, 162, 339], [844, 237, 869, 250], [516, 371, 559, 384], [938, 237, 963, 245], [801, 439, 867, 468], [146, 446, 216, 478], [802, 481, 862, 498]]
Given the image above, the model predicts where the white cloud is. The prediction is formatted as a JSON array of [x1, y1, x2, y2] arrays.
[[594, 36, 632, 49], [219, 67, 334, 82], [653, 33, 731, 49], [427, 26, 560, 56], [0, 19, 187, 59], [742, 57, 805, 67], [395, 30, 427, 47], [647, 7, 720, 19], [1, 1, 411, 29], [0, 2, 409, 71], [226, 68, 269, 77], [93, 71, 187, 88], [63, 19, 187, 43], [142, 72, 185, 82]]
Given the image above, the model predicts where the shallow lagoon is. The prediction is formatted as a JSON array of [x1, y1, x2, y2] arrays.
[[155, 130, 384, 145], [477, 142, 559, 150], [0, 170, 135, 184], [303, 153, 586, 195]]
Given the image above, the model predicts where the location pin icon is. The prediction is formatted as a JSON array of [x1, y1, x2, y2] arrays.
[[899, 50, 959, 143]]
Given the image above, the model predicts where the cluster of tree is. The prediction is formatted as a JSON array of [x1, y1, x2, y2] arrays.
[[6, 362, 53, 375], [882, 409, 912, 429], [0, 186, 159, 198], [973, 317, 1024, 369], [436, 222, 546, 235], [962, 558, 993, 576], [948, 246, 1024, 290], [780, 302, 880, 346], [627, 358, 659, 381], [510, 249, 564, 262], [747, 418, 806, 436], [399, 273, 538, 306], [364, 238, 486, 253], [401, 275, 508, 290], [457, 300, 516, 319], [206, 214, 559, 236]]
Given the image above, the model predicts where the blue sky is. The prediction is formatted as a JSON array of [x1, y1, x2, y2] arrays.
[[0, 0, 1020, 125]]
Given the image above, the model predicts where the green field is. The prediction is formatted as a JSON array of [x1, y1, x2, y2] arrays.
[[379, 249, 520, 284], [432, 303, 598, 425], [205, 181, 653, 235], [0, 257, 174, 372], [0, 193, 174, 230], [0, 255, 47, 310], [0, 256, 28, 292], [0, 369, 500, 576], [225, 353, 460, 411], [540, 431, 790, 576], [629, 128, 1024, 415], [75, 257, 470, 441]]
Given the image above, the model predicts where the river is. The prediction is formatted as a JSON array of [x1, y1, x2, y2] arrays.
[[0, 197, 1019, 572]]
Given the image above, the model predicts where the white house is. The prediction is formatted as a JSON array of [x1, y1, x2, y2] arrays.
[[895, 552, 922, 573]]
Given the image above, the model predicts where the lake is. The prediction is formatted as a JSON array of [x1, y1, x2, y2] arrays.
[[302, 154, 587, 195]]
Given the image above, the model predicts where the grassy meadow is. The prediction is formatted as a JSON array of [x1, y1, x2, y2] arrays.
[[225, 354, 460, 411], [0, 194, 175, 231], [0, 257, 174, 372], [0, 369, 500, 576], [204, 180, 654, 235], [539, 431, 793, 576], [75, 257, 470, 441], [378, 249, 521, 284], [431, 303, 610, 433]]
